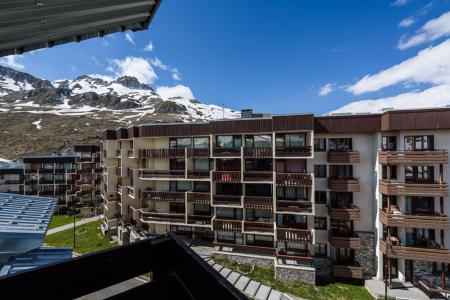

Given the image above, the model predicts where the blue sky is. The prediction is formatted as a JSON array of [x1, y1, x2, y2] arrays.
[[1, 0, 450, 115]]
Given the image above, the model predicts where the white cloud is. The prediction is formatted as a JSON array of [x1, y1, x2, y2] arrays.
[[0, 55, 25, 70], [150, 57, 168, 70], [399, 17, 415, 28], [124, 31, 135, 45], [91, 56, 100, 66], [329, 84, 450, 114], [318, 83, 334, 96], [171, 69, 181, 81], [108, 56, 157, 84], [156, 85, 194, 99], [398, 11, 450, 49], [391, 0, 409, 7], [143, 41, 154, 52], [347, 39, 450, 95]]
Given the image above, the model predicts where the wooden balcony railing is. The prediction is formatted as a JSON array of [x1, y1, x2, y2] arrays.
[[212, 147, 241, 157], [187, 148, 210, 158], [329, 232, 361, 249], [379, 180, 448, 197], [139, 148, 185, 159], [243, 221, 274, 233], [186, 192, 211, 204], [212, 219, 242, 232], [141, 190, 185, 203], [332, 264, 364, 279], [213, 195, 242, 206], [275, 146, 312, 157], [328, 205, 361, 220], [276, 173, 312, 187], [379, 210, 450, 229], [379, 239, 450, 264], [139, 169, 185, 179], [243, 147, 273, 159], [379, 150, 448, 165], [328, 178, 360, 192], [187, 215, 212, 225], [277, 228, 312, 244], [327, 151, 360, 163], [243, 196, 273, 210], [212, 171, 241, 183], [276, 200, 312, 213], [141, 212, 186, 224], [187, 170, 210, 179], [243, 171, 273, 182]]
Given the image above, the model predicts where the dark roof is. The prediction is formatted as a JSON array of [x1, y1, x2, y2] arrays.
[[0, 0, 162, 57]]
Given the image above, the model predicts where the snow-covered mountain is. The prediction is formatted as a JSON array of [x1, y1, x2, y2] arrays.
[[0, 65, 239, 122]]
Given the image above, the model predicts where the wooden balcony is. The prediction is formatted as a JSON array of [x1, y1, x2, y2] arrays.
[[141, 211, 186, 224], [139, 169, 185, 179], [379, 180, 448, 197], [212, 195, 242, 206], [332, 264, 364, 279], [243, 196, 273, 210], [276, 173, 312, 187], [243, 171, 273, 182], [243, 147, 272, 159], [187, 148, 210, 158], [213, 219, 242, 232], [380, 239, 450, 264], [212, 147, 241, 157], [379, 150, 448, 165], [187, 215, 212, 225], [212, 171, 241, 183], [276, 200, 312, 213], [328, 178, 360, 192], [329, 233, 361, 249], [243, 221, 274, 233], [186, 192, 211, 204], [141, 190, 185, 203], [379, 210, 450, 229], [328, 205, 361, 220], [277, 228, 312, 244], [187, 170, 210, 179], [139, 148, 185, 159], [275, 146, 311, 157], [327, 151, 360, 163]]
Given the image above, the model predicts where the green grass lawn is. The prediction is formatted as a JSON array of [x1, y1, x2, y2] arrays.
[[214, 258, 373, 300], [48, 215, 81, 230], [44, 220, 116, 254]]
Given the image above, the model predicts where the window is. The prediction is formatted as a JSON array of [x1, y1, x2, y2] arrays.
[[193, 203, 210, 215], [216, 207, 243, 220], [193, 137, 209, 149], [246, 209, 272, 222], [314, 138, 326, 152], [246, 184, 272, 197], [277, 214, 307, 229], [245, 135, 272, 148], [404, 135, 434, 151], [314, 244, 327, 258], [170, 181, 191, 192], [169, 158, 185, 170], [216, 183, 242, 195], [329, 165, 353, 179], [194, 159, 210, 170], [330, 192, 353, 207], [169, 137, 192, 149], [193, 181, 210, 192], [216, 159, 240, 171], [315, 191, 327, 204], [277, 186, 308, 200], [314, 165, 327, 178], [382, 165, 397, 180], [217, 135, 241, 148], [405, 166, 434, 182], [276, 133, 306, 147], [328, 138, 352, 152], [382, 136, 397, 151], [314, 217, 327, 230], [169, 203, 185, 214], [245, 159, 272, 171]]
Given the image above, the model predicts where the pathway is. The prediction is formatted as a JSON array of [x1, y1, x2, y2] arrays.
[[46, 216, 101, 235], [365, 278, 432, 300]]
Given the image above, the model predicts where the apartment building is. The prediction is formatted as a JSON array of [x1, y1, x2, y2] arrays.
[[0, 162, 24, 194], [101, 108, 450, 291]]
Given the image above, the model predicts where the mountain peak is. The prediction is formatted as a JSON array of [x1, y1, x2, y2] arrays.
[[114, 76, 152, 90]]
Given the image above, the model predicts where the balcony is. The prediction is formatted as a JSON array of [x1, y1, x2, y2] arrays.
[[243, 196, 273, 210], [379, 210, 450, 229], [127, 186, 135, 198], [187, 170, 210, 179], [116, 167, 122, 177], [379, 239, 450, 264], [243, 171, 273, 182], [328, 205, 361, 220], [76, 179, 93, 186], [329, 231, 361, 249], [276, 228, 312, 244], [139, 169, 185, 179], [127, 149, 134, 157], [187, 148, 210, 158], [243, 221, 274, 233], [76, 157, 93, 163], [212, 147, 241, 157], [213, 219, 242, 232], [332, 263, 364, 279], [139, 148, 185, 159], [76, 168, 92, 175], [141, 190, 186, 203], [187, 192, 211, 204], [187, 215, 212, 225], [328, 178, 360, 192], [275, 146, 311, 157], [276, 199, 312, 213], [276, 173, 312, 187], [379, 180, 448, 197], [379, 150, 448, 165], [213, 195, 242, 206], [327, 151, 360, 163], [212, 171, 241, 183], [141, 211, 186, 224], [116, 149, 122, 157], [243, 147, 272, 159]]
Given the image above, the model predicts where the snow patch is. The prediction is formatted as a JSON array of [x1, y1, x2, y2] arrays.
[[32, 119, 42, 129]]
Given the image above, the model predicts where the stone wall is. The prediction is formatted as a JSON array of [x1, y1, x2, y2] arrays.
[[355, 232, 376, 278], [314, 257, 331, 278], [275, 266, 316, 284], [212, 251, 274, 267]]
